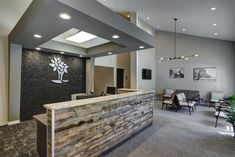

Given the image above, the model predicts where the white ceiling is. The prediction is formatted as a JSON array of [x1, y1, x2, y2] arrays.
[[97, 0, 235, 42], [0, 0, 32, 36]]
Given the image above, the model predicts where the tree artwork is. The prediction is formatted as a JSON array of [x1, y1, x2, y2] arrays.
[[49, 58, 69, 83]]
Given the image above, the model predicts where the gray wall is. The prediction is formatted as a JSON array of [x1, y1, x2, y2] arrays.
[[156, 31, 235, 98]]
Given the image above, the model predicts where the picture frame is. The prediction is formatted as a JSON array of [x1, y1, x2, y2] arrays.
[[193, 67, 216, 81], [169, 68, 184, 78]]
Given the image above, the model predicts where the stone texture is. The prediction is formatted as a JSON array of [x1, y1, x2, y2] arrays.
[[21, 49, 86, 121], [1, 101, 235, 157], [48, 93, 154, 157]]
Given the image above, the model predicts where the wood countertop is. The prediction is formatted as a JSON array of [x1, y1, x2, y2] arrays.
[[44, 90, 154, 111], [33, 113, 47, 125]]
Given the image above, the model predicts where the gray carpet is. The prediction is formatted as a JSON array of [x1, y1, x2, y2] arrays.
[[0, 101, 234, 157]]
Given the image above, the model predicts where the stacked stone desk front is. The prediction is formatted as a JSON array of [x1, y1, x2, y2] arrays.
[[42, 90, 154, 157]]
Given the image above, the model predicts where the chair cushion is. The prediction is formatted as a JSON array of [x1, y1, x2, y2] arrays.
[[179, 101, 196, 107], [215, 111, 227, 118], [163, 100, 173, 104], [211, 92, 224, 102], [165, 89, 174, 95], [163, 94, 172, 98], [211, 99, 219, 103], [181, 93, 187, 100], [176, 94, 183, 101]]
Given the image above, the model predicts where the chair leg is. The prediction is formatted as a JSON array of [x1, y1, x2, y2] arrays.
[[215, 116, 219, 128], [161, 103, 164, 110], [215, 110, 221, 128], [194, 105, 196, 110], [192, 107, 194, 112], [188, 107, 191, 115]]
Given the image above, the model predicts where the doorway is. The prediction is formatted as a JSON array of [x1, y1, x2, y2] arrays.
[[117, 68, 124, 89]]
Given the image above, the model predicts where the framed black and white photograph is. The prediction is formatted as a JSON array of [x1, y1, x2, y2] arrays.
[[193, 67, 216, 81], [169, 68, 184, 78]]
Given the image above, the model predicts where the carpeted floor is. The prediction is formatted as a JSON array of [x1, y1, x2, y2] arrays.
[[0, 101, 234, 157]]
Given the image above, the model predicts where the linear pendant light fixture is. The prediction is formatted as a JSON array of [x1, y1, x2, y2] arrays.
[[159, 18, 198, 63]]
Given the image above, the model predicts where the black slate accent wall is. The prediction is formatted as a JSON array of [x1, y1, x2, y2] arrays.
[[21, 49, 86, 121]]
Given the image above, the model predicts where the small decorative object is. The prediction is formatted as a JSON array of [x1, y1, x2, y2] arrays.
[[193, 67, 216, 81], [169, 68, 184, 78], [225, 95, 235, 138], [49, 58, 69, 84]]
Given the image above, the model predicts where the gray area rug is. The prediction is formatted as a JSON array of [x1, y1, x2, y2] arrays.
[[0, 101, 234, 157]]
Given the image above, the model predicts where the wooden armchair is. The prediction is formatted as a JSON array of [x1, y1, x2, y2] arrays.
[[175, 93, 197, 115], [210, 92, 224, 107], [163, 89, 175, 100], [215, 100, 229, 127], [162, 94, 176, 110]]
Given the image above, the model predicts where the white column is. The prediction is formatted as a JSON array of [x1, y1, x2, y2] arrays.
[[9, 43, 22, 123], [86, 57, 95, 93], [130, 12, 139, 89]]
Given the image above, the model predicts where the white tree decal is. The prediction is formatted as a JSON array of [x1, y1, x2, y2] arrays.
[[49, 58, 69, 84]]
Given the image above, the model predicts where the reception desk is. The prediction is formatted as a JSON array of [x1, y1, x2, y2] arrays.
[[36, 90, 154, 157]]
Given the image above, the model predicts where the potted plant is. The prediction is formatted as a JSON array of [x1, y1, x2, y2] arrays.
[[225, 95, 235, 138]]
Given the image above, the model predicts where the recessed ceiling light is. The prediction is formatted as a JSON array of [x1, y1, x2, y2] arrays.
[[112, 35, 120, 39], [139, 46, 145, 49], [210, 7, 216, 11], [156, 25, 160, 28], [33, 34, 42, 38], [65, 31, 97, 43], [108, 52, 112, 55], [185, 58, 189, 60], [59, 13, 71, 20], [182, 28, 186, 31], [194, 54, 199, 57], [36, 47, 41, 50], [160, 57, 164, 60], [213, 23, 217, 26], [214, 32, 218, 36], [127, 14, 130, 18], [60, 51, 64, 54], [147, 17, 150, 20], [80, 55, 83, 57]]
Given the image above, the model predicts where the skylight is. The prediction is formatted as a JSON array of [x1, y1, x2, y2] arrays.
[[65, 31, 97, 43]]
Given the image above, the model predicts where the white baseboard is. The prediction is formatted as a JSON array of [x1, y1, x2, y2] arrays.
[[8, 120, 20, 125], [0, 122, 8, 126]]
